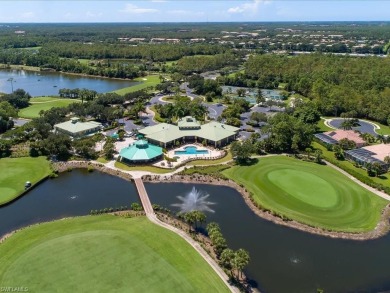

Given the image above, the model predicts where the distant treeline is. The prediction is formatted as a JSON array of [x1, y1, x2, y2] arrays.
[[1, 22, 390, 46], [244, 54, 390, 124]]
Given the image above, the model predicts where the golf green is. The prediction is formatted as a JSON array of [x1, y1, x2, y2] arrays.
[[0, 157, 51, 205], [223, 156, 388, 232], [0, 216, 229, 293], [267, 169, 339, 208]]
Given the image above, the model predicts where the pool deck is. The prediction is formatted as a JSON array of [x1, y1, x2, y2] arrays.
[[158, 144, 223, 168]]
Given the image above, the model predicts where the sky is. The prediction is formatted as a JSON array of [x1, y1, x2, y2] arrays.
[[0, 1, 389, 23]]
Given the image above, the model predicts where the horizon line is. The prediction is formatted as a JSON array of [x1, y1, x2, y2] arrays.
[[1, 20, 390, 24]]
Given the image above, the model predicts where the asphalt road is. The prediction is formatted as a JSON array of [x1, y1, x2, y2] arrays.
[[144, 85, 285, 142], [328, 118, 378, 136]]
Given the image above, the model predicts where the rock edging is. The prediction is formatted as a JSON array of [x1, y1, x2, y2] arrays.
[[143, 174, 390, 241]]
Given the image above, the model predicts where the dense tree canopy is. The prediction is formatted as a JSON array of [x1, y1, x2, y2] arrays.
[[0, 89, 31, 109], [262, 113, 316, 153], [245, 54, 390, 125]]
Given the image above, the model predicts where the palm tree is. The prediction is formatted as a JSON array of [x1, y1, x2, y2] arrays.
[[213, 236, 228, 256], [256, 88, 265, 105], [305, 147, 313, 159], [233, 249, 250, 279], [220, 248, 235, 275], [341, 119, 353, 130], [314, 149, 323, 164], [372, 161, 383, 177], [193, 210, 206, 229], [377, 134, 385, 144], [183, 212, 196, 232], [333, 145, 344, 160], [266, 99, 275, 111]]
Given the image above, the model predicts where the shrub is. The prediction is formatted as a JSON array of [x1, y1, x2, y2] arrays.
[[131, 202, 143, 211]]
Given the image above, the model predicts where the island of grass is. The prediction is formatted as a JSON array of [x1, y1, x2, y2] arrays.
[[19, 97, 81, 118], [0, 216, 229, 293], [223, 156, 388, 232], [0, 157, 51, 205]]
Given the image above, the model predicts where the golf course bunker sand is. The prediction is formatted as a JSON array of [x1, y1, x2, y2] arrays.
[[267, 169, 339, 208]]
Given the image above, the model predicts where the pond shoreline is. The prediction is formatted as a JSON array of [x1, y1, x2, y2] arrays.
[[0, 65, 143, 82], [6, 159, 390, 241], [143, 174, 390, 241]]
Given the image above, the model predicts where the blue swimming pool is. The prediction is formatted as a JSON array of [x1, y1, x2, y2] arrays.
[[174, 146, 209, 155]]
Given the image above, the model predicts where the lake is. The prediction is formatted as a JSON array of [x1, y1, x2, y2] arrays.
[[1, 171, 390, 292], [0, 69, 140, 96]]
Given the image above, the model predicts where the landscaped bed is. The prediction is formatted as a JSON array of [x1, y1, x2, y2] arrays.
[[0, 215, 229, 293], [0, 157, 51, 205], [223, 156, 388, 232]]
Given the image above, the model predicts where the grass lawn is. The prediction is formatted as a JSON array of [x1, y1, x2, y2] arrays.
[[161, 96, 175, 102], [370, 120, 390, 135], [150, 105, 166, 122], [19, 97, 81, 118], [0, 216, 229, 293], [0, 157, 51, 205], [313, 142, 390, 189], [164, 60, 178, 67], [96, 157, 110, 164], [223, 156, 388, 232], [115, 161, 172, 174], [317, 118, 334, 132], [113, 75, 161, 95], [227, 69, 245, 78]]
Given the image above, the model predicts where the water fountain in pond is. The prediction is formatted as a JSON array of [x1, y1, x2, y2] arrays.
[[172, 187, 216, 213], [290, 256, 301, 265], [69, 195, 78, 200]]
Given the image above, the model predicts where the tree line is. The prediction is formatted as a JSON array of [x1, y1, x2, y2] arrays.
[[244, 53, 390, 125]]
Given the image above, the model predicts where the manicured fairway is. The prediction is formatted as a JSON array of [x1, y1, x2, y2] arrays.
[[223, 156, 388, 232], [19, 97, 81, 118], [113, 75, 160, 95], [0, 157, 51, 205], [0, 216, 229, 293]]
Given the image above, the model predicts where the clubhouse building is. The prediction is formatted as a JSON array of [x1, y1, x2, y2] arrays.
[[138, 116, 240, 148], [118, 140, 163, 164], [54, 117, 103, 138]]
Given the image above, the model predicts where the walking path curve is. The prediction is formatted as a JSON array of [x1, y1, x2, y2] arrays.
[[325, 160, 390, 201], [147, 212, 239, 293], [132, 177, 238, 292]]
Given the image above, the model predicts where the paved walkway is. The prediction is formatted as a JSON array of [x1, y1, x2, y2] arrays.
[[325, 160, 390, 201], [134, 178, 154, 215], [132, 177, 237, 292], [147, 213, 238, 293]]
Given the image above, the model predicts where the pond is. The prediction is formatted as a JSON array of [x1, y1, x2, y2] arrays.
[[0, 69, 140, 96], [1, 172, 390, 292]]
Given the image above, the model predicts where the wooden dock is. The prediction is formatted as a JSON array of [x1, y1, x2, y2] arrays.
[[134, 178, 154, 215]]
